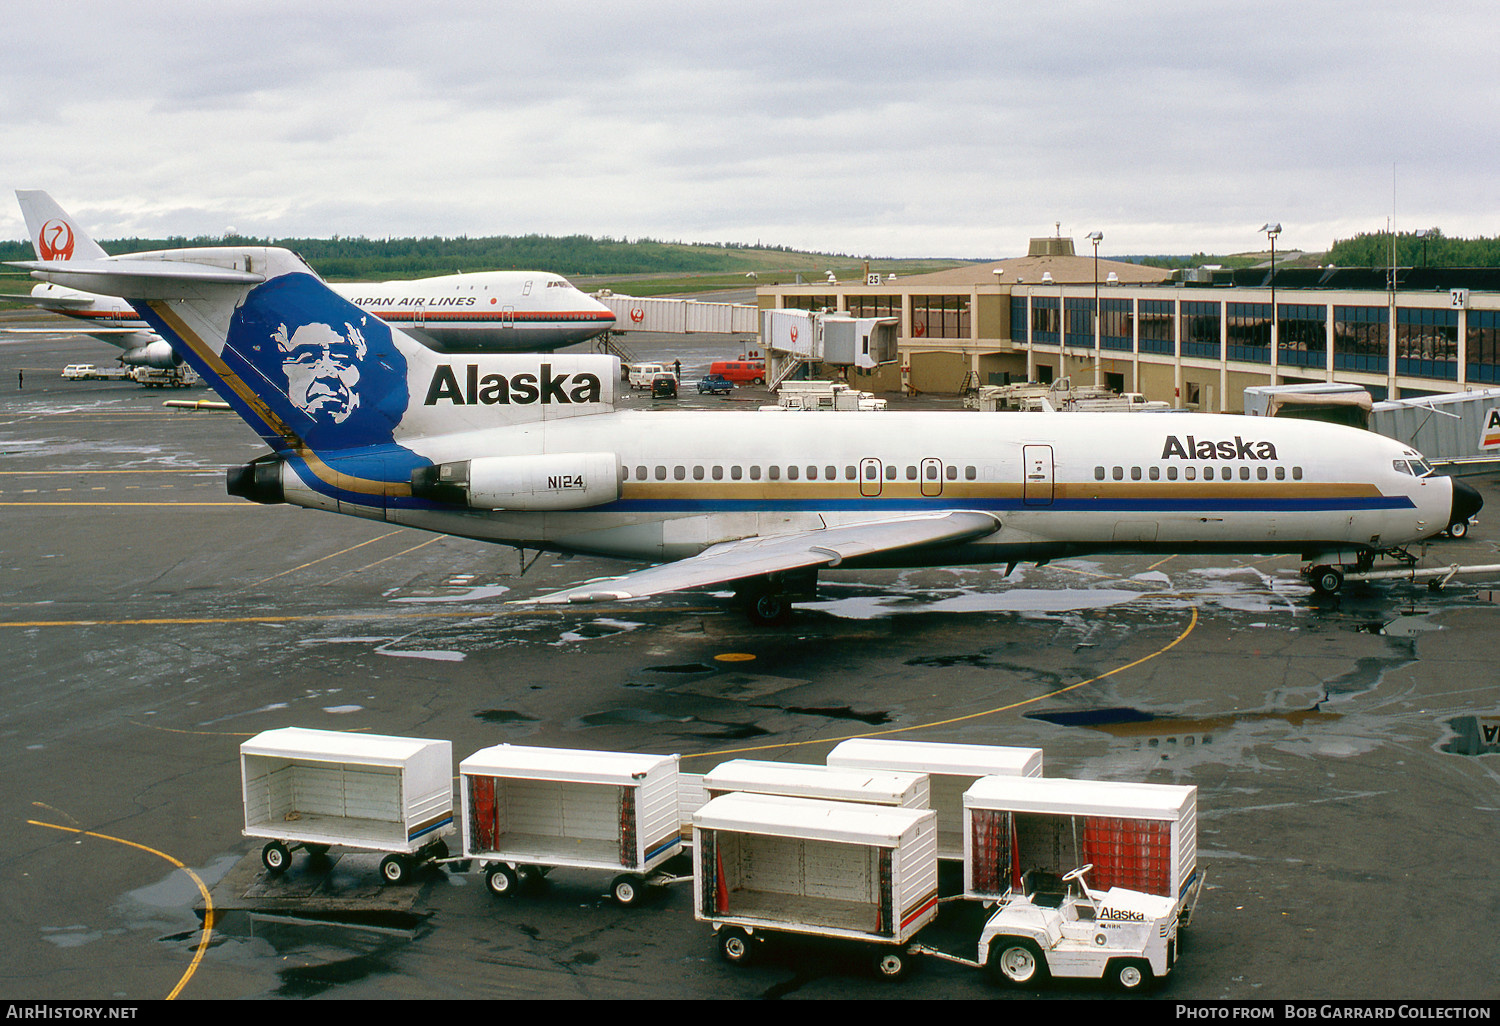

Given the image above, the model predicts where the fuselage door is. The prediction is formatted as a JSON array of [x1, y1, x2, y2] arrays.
[[1023, 444, 1054, 506], [860, 457, 883, 497], [501, 305, 516, 330], [921, 457, 943, 497]]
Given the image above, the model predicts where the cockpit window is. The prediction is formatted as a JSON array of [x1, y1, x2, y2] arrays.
[[1393, 460, 1412, 476], [1411, 458, 1434, 477]]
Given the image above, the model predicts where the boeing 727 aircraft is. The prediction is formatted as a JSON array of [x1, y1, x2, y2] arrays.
[[12, 245, 1482, 622], [3, 191, 615, 367]]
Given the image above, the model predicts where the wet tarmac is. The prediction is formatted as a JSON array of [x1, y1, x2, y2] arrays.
[[3, 322, 1499, 1001]]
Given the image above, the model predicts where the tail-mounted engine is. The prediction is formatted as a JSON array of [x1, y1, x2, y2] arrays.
[[411, 452, 620, 511]]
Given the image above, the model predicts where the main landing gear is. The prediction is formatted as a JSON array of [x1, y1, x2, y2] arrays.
[[733, 569, 818, 626]]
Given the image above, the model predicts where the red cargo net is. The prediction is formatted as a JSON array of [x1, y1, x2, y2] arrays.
[[1081, 816, 1171, 895], [969, 809, 1014, 894], [470, 776, 497, 852]]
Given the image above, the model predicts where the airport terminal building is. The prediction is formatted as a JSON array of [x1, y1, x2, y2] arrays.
[[756, 237, 1500, 412]]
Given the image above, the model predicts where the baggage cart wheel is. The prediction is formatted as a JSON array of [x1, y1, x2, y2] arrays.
[[989, 938, 1049, 987], [379, 854, 411, 886], [717, 927, 755, 966], [610, 874, 644, 907], [485, 863, 519, 897], [261, 841, 291, 875], [1109, 958, 1155, 992], [873, 949, 911, 981]]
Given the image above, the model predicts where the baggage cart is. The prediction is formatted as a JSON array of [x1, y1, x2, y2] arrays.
[[826, 739, 1042, 860], [460, 744, 683, 906], [694, 792, 939, 979], [701, 758, 929, 809], [240, 727, 455, 884]]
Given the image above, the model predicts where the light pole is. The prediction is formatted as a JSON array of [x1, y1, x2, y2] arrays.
[[1260, 223, 1281, 358], [1087, 231, 1103, 387]]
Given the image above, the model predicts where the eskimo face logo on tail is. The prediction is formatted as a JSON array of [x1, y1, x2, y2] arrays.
[[38, 219, 75, 261], [224, 273, 411, 452]]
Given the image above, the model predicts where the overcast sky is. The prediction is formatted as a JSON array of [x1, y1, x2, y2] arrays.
[[2, 1, 1495, 259]]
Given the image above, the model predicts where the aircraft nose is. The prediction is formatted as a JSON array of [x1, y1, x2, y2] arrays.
[[1450, 478, 1483, 528]]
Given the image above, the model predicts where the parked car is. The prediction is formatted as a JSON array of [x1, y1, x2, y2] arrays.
[[697, 374, 733, 395], [709, 358, 766, 385], [651, 373, 679, 398]]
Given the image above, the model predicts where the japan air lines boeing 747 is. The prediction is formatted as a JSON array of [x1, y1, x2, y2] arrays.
[[3, 191, 615, 366], [11, 245, 1480, 622]]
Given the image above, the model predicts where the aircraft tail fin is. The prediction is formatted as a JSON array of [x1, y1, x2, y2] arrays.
[[16, 191, 110, 262], [11, 246, 619, 509]]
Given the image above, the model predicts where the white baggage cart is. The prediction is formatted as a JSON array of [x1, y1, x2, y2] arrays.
[[240, 727, 455, 884], [700, 758, 929, 809], [693, 792, 939, 979], [826, 739, 1043, 860], [460, 744, 683, 906]]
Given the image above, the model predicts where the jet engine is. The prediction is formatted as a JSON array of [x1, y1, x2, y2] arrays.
[[411, 452, 620, 511], [121, 341, 182, 369]]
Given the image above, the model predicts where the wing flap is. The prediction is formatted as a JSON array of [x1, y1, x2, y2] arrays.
[[525, 511, 1001, 604]]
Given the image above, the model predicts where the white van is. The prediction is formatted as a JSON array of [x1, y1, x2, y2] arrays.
[[628, 362, 667, 389]]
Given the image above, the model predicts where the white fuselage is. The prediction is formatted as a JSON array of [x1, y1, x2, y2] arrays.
[[289, 408, 1452, 565], [29, 270, 615, 356]]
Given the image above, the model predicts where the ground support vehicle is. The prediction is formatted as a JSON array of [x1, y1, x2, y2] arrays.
[[693, 792, 939, 980], [708, 357, 766, 385], [131, 365, 198, 388], [912, 864, 1180, 991], [963, 775, 1202, 925], [826, 739, 1042, 861], [628, 362, 667, 389], [61, 363, 129, 380], [650, 372, 678, 398], [240, 728, 455, 884], [460, 744, 684, 906], [697, 374, 733, 395], [699, 758, 929, 810]]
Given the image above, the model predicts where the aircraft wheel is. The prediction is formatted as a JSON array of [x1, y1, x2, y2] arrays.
[[748, 591, 790, 626], [261, 841, 291, 875], [1310, 565, 1344, 596], [1448, 519, 1469, 539]]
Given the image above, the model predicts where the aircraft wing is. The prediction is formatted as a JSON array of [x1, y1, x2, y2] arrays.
[[525, 510, 1001, 604]]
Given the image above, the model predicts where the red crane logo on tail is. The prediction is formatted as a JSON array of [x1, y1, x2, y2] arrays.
[[38, 219, 75, 261]]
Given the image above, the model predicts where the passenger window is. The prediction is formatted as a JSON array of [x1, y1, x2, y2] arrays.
[[1185, 467, 1197, 481], [636, 466, 646, 480], [1293, 467, 1303, 480], [655, 466, 666, 481], [674, 466, 686, 481], [1149, 467, 1160, 481], [750, 466, 762, 481], [845, 466, 857, 480], [730, 466, 742, 480], [1095, 466, 1106, 481], [885, 465, 897, 480], [926, 464, 938, 480], [945, 466, 957, 480], [1131, 467, 1142, 481], [1203, 467, 1215, 481], [1112, 467, 1123, 480], [826, 466, 836, 480], [768, 466, 781, 481], [692, 466, 705, 480], [1257, 467, 1267, 480], [965, 466, 977, 480], [787, 466, 799, 480], [1275, 466, 1285, 480], [1239, 467, 1250, 481], [906, 466, 917, 480]]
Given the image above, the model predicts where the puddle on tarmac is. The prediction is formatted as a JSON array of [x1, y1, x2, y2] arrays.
[[475, 709, 540, 725], [1438, 714, 1500, 756]]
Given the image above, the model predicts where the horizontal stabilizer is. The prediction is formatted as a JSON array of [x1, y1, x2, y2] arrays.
[[0, 291, 97, 309], [10, 257, 266, 299], [523, 510, 1002, 604]]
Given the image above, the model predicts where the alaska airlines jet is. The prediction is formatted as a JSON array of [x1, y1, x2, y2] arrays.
[[12, 245, 1482, 622], [3, 192, 615, 366]]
